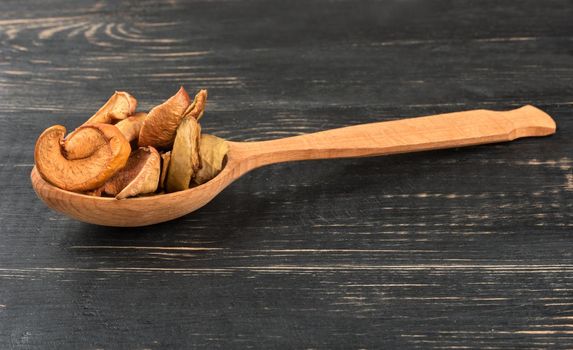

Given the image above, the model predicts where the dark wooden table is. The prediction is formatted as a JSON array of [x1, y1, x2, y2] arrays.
[[1, 0, 572, 348]]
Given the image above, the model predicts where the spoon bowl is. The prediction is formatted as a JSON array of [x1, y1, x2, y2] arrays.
[[32, 105, 556, 226], [31, 146, 243, 226]]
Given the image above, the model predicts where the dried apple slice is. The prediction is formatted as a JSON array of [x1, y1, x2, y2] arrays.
[[193, 134, 228, 185], [138, 88, 207, 150], [64, 91, 137, 160], [165, 117, 201, 192], [34, 124, 131, 192], [159, 151, 171, 191], [138, 87, 191, 149], [85, 91, 137, 124], [96, 147, 161, 199], [183, 89, 208, 121], [115, 112, 147, 142]]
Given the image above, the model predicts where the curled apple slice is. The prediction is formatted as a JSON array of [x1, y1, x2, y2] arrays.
[[64, 91, 137, 160], [34, 124, 131, 192]]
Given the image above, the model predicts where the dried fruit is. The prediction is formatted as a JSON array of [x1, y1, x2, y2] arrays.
[[63, 91, 137, 160], [34, 124, 131, 191], [115, 112, 147, 142], [85, 91, 137, 124], [159, 151, 171, 190], [138, 87, 191, 149], [194, 134, 228, 185], [165, 116, 201, 192], [62, 126, 108, 160], [96, 147, 161, 199], [183, 89, 208, 121], [34, 87, 223, 198], [138, 88, 207, 149]]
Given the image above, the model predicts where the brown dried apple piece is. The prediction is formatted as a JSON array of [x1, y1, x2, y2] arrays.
[[183, 89, 208, 121], [96, 147, 161, 199], [138, 87, 191, 149], [61, 127, 107, 160], [85, 91, 137, 124], [193, 134, 228, 185], [138, 88, 207, 150], [165, 116, 201, 192], [34, 124, 131, 192], [159, 151, 171, 191], [63, 91, 137, 160], [115, 112, 147, 142]]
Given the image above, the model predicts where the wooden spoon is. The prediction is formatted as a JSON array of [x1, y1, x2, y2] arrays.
[[31, 105, 556, 227]]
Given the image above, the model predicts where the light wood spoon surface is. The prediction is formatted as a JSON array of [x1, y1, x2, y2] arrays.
[[31, 105, 556, 227]]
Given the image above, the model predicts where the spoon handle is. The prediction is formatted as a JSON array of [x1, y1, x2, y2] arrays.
[[231, 105, 556, 169]]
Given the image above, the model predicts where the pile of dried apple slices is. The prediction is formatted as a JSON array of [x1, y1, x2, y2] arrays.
[[34, 87, 228, 199]]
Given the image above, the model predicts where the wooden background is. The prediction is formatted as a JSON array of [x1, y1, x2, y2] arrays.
[[1, 0, 572, 348]]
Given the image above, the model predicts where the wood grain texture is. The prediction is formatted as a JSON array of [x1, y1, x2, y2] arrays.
[[233, 105, 557, 166], [1, 0, 573, 348]]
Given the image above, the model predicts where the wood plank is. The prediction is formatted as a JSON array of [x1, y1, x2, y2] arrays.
[[0, 0, 572, 348]]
